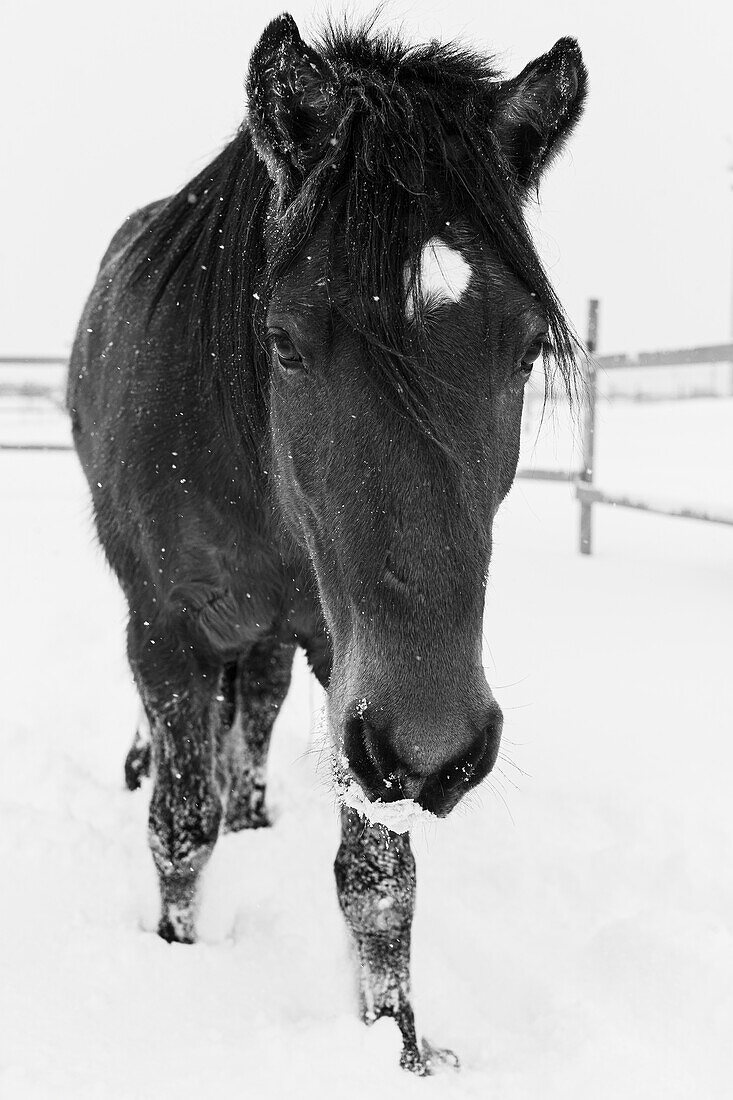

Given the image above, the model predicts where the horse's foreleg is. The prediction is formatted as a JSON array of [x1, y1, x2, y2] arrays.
[[224, 638, 295, 832], [129, 617, 227, 945], [334, 808, 459, 1075], [144, 677, 225, 943]]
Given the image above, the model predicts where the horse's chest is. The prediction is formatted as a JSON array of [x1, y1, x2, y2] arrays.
[[162, 516, 319, 660]]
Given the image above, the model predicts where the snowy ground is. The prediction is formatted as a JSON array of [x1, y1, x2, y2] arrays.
[[1, 399, 732, 1098]]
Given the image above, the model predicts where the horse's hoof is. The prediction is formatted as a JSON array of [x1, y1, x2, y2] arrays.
[[157, 914, 196, 945], [400, 1038, 460, 1075]]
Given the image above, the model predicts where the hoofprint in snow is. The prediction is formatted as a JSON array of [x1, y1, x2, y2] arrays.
[[2, 399, 733, 1099]]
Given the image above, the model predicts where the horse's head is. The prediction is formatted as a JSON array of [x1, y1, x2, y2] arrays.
[[247, 16, 587, 816]]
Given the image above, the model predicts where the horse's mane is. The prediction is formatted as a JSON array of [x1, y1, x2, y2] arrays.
[[123, 18, 581, 452]]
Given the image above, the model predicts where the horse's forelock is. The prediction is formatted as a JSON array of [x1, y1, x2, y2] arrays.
[[122, 19, 582, 460], [260, 27, 581, 450]]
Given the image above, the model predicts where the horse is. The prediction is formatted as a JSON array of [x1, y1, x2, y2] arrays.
[[67, 14, 587, 1074]]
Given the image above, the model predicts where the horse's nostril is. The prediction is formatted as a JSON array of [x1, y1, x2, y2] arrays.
[[343, 710, 399, 801], [343, 708, 427, 802], [342, 700, 504, 813], [481, 703, 504, 776], [418, 706, 503, 816], [343, 713, 377, 790], [435, 730, 487, 789]]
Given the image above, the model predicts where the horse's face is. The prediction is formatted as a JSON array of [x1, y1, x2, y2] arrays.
[[265, 224, 545, 813], [248, 16, 586, 815]]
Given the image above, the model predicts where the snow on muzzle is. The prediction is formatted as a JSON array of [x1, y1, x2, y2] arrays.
[[335, 695, 503, 822]]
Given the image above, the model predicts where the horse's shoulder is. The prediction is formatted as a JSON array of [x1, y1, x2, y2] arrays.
[[154, 513, 283, 659]]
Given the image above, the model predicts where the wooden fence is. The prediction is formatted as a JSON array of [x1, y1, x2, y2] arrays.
[[0, 355, 69, 451], [513, 302, 733, 552], [575, 315, 733, 553], [4, 340, 733, 553]]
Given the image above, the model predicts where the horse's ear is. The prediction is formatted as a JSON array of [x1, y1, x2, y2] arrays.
[[491, 38, 587, 190], [246, 14, 337, 199]]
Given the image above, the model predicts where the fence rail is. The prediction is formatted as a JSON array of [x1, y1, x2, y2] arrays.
[[574, 322, 733, 552], [515, 468, 577, 482], [3, 342, 733, 551], [576, 485, 733, 528], [596, 343, 733, 371], [0, 355, 68, 367], [0, 355, 71, 451], [515, 313, 733, 552]]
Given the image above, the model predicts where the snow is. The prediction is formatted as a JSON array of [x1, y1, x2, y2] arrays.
[[521, 385, 733, 512], [321, 709, 436, 833], [340, 781, 433, 834], [1, 397, 733, 1098]]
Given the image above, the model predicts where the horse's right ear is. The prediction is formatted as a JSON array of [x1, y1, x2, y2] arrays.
[[246, 14, 337, 201]]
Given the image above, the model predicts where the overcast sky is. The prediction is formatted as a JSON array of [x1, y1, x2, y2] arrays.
[[2, 0, 732, 356]]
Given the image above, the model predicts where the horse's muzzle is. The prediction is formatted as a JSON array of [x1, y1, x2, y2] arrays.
[[342, 701, 503, 817]]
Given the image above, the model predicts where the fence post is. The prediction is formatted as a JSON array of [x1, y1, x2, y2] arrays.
[[579, 299, 599, 555]]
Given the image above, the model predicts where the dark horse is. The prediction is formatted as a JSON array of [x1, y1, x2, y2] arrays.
[[67, 15, 586, 1073]]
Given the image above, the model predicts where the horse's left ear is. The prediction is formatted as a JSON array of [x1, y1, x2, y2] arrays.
[[491, 38, 588, 190], [246, 13, 338, 200]]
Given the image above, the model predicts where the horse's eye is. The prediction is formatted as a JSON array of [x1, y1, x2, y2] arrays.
[[519, 338, 546, 376], [269, 330, 304, 371]]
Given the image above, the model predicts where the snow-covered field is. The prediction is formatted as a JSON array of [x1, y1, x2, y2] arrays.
[[2, 398, 732, 1098]]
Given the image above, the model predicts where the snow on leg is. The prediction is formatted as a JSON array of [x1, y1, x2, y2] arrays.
[[129, 622, 226, 944], [146, 682, 225, 944], [334, 807, 459, 1074], [124, 703, 152, 790], [224, 638, 295, 832]]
